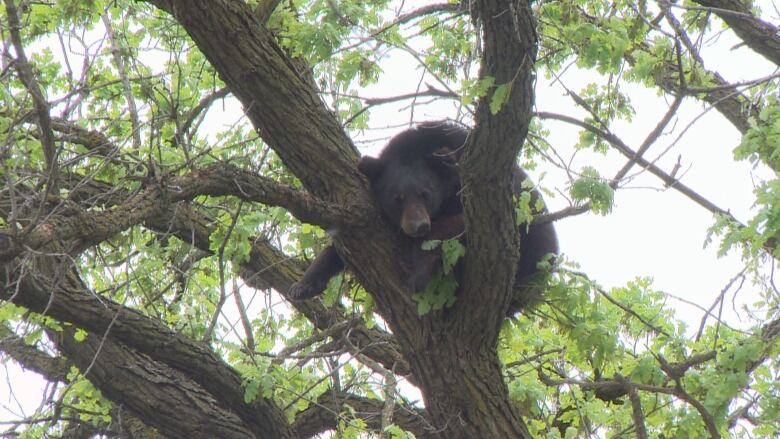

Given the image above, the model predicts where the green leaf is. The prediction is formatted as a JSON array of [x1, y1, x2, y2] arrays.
[[441, 239, 465, 274], [73, 328, 88, 342], [570, 167, 614, 214], [490, 83, 511, 114]]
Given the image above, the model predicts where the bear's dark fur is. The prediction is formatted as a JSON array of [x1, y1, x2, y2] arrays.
[[287, 122, 558, 312]]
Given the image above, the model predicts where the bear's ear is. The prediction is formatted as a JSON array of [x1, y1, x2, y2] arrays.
[[357, 156, 384, 180]]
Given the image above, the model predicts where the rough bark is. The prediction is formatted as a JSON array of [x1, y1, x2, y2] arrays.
[[0, 325, 167, 438], [144, 0, 361, 202], [1, 170, 420, 436], [693, 0, 780, 67], [1, 245, 428, 437], [292, 390, 432, 438], [2, 0, 542, 436], [2, 250, 431, 437], [140, 8, 429, 402], [413, 1, 537, 436], [0, 164, 354, 263], [0, 324, 71, 382], [0, 165, 413, 383], [458, 0, 537, 343], [53, 325, 264, 439], [1, 253, 295, 439], [134, 0, 540, 437]]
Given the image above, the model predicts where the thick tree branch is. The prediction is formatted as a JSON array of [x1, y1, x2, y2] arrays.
[[458, 0, 537, 345], [1, 207, 414, 438], [170, 163, 363, 228], [148, 186, 413, 382], [1, 175, 413, 400], [692, 0, 780, 67], [0, 169, 412, 384], [0, 325, 166, 439], [0, 162, 358, 263], [53, 326, 282, 438], [49, 118, 116, 155], [379, 2, 539, 438], [0, 185, 166, 263], [1, 256, 291, 438], [0, 324, 70, 382], [292, 390, 432, 438], [137, 4, 422, 377], [126, 12, 425, 364], [143, 0, 362, 202]]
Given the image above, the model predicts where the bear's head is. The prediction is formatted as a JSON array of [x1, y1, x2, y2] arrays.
[[358, 151, 459, 238]]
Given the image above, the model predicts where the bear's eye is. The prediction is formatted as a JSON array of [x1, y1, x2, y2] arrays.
[[394, 194, 405, 205], [419, 190, 431, 200]]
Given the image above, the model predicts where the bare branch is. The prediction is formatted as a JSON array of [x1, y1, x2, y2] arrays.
[[204, 201, 242, 342], [179, 87, 230, 138], [101, 13, 142, 150], [597, 288, 671, 337], [345, 86, 459, 127], [536, 112, 739, 223], [4, 0, 58, 190], [233, 276, 256, 351], [612, 93, 684, 184]]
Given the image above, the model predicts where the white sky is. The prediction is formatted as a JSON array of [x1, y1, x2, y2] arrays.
[[355, 49, 772, 328]]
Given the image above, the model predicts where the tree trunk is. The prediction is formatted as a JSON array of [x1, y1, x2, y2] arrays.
[[2, 0, 540, 436], [409, 340, 531, 438], [140, 0, 539, 436]]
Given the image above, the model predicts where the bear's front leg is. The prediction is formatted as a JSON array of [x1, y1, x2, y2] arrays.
[[407, 244, 439, 293], [288, 246, 344, 300]]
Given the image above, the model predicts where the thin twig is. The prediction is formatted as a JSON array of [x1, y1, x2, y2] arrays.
[[101, 13, 141, 150], [4, 0, 59, 191], [204, 201, 243, 342]]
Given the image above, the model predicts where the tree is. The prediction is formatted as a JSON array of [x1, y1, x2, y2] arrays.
[[0, 0, 778, 437]]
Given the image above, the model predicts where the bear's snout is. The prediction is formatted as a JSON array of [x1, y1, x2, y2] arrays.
[[401, 203, 431, 237]]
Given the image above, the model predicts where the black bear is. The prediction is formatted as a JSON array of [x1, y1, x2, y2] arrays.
[[288, 122, 558, 312]]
